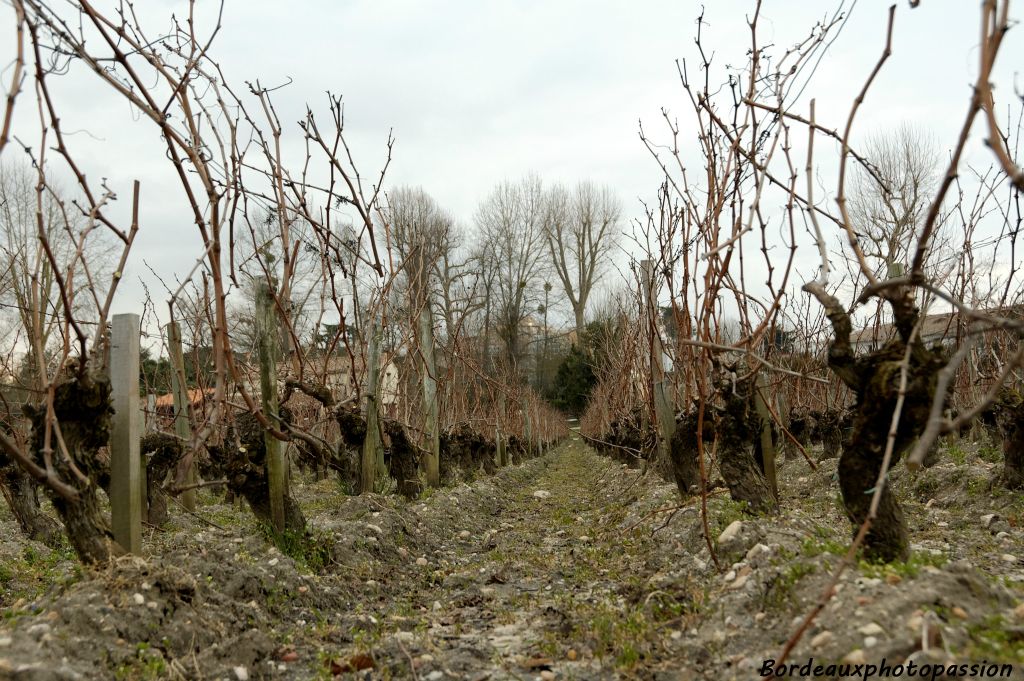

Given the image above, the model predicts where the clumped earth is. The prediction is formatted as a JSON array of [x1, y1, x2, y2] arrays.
[[1, 433, 1023, 680]]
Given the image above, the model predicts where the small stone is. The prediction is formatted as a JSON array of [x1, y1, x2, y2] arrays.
[[533, 490, 551, 499], [981, 513, 997, 527], [540, 672, 555, 681], [398, 547, 409, 558], [567, 648, 578, 660], [718, 520, 743, 544], [810, 631, 834, 649], [669, 630, 682, 640], [729, 574, 749, 590], [268, 558, 279, 566], [1001, 554, 1018, 564], [146, 601, 159, 609], [843, 649, 867, 664], [578, 536, 591, 543], [885, 573, 902, 585], [132, 593, 145, 605], [416, 557, 429, 566], [952, 606, 969, 619], [746, 543, 770, 560], [419, 654, 435, 663], [863, 636, 878, 648], [0, 637, 10, 647], [233, 666, 249, 681], [298, 586, 308, 594], [858, 622, 884, 636], [426, 672, 444, 681], [366, 580, 378, 588], [459, 530, 471, 539], [907, 615, 923, 631], [432, 601, 442, 611], [723, 570, 737, 582], [754, 612, 767, 623], [141, 582, 152, 591], [26, 624, 50, 641]]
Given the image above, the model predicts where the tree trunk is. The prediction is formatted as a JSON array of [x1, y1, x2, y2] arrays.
[[668, 413, 702, 497], [714, 374, 779, 515], [0, 452, 62, 547], [218, 411, 306, 534], [993, 390, 1024, 490], [25, 374, 117, 564], [838, 436, 909, 562], [140, 433, 183, 528]]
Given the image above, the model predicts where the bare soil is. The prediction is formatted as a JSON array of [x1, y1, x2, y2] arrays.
[[1, 434, 1023, 680]]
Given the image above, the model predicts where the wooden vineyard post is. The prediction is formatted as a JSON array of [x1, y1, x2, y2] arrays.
[[110, 313, 141, 553], [641, 259, 676, 466], [256, 280, 286, 532], [166, 322, 196, 511], [361, 322, 385, 494], [496, 392, 507, 467], [754, 373, 779, 500], [137, 402, 148, 524], [418, 305, 440, 487], [523, 398, 533, 458]]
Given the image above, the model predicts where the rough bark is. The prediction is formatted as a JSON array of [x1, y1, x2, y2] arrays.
[[992, 390, 1024, 490], [716, 383, 779, 515], [0, 450, 62, 547], [214, 411, 306, 533], [383, 420, 421, 498], [805, 282, 943, 562], [140, 432, 184, 527], [25, 373, 117, 564], [668, 412, 703, 497]]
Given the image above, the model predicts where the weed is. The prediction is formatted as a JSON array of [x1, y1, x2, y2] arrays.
[[258, 525, 332, 573], [946, 442, 968, 466], [762, 561, 815, 612], [859, 550, 947, 579]]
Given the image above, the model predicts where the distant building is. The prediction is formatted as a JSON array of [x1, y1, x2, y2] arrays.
[[850, 305, 1023, 355]]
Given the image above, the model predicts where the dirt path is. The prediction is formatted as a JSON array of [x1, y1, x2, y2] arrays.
[[330, 435, 689, 680], [3, 433, 1022, 680]]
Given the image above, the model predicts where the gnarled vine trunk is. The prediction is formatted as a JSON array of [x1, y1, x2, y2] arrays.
[[0, 451, 62, 547], [25, 374, 117, 564], [213, 411, 306, 534], [992, 390, 1024, 490], [806, 284, 943, 562], [140, 432, 184, 527]]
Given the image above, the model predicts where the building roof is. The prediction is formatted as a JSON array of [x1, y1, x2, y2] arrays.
[[850, 305, 1023, 347], [153, 388, 214, 409]]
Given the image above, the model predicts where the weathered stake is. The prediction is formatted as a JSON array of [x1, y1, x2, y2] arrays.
[[496, 392, 508, 466], [110, 314, 141, 553], [641, 259, 676, 465], [419, 305, 440, 487], [361, 322, 384, 494], [256, 281, 286, 532], [754, 373, 779, 499], [166, 322, 196, 511]]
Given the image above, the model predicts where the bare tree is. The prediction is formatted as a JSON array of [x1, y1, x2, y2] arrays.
[[543, 181, 622, 338], [847, 124, 948, 283], [476, 175, 549, 372]]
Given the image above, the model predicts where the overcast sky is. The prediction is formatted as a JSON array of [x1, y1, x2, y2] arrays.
[[4, 0, 1023, 335]]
